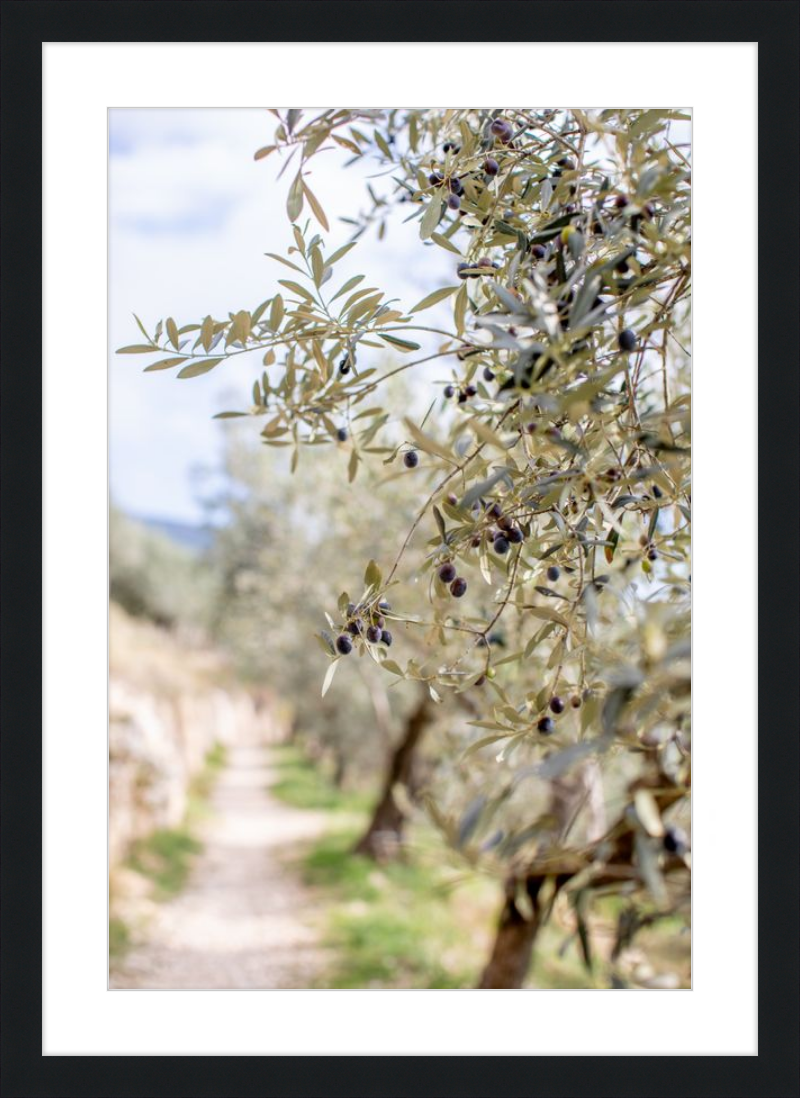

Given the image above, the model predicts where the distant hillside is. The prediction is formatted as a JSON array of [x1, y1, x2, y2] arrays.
[[134, 515, 213, 554]]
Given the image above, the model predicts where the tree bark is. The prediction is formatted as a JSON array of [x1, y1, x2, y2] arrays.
[[478, 877, 545, 989], [353, 693, 432, 861]]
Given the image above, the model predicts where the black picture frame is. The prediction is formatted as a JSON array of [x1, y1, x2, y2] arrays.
[[2, 2, 798, 1095]]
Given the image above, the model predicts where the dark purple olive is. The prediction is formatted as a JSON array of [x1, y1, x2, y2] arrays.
[[438, 562, 457, 584], [483, 157, 499, 176], [550, 696, 565, 714], [618, 328, 637, 353], [450, 577, 468, 598], [335, 635, 353, 656], [490, 118, 513, 143], [538, 716, 555, 735], [403, 450, 419, 469]]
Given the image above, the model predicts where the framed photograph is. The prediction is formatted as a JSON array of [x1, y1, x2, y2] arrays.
[[1, 1, 797, 1095]]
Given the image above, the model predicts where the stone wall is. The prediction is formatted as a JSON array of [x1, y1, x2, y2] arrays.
[[109, 605, 287, 867]]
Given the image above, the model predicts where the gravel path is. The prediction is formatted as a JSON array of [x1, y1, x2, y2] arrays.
[[111, 745, 327, 989]]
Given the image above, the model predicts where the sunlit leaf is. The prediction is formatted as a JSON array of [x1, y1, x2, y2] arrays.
[[410, 285, 458, 313]]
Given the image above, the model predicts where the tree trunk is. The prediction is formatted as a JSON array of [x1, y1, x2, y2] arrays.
[[353, 693, 431, 861], [478, 877, 545, 988]]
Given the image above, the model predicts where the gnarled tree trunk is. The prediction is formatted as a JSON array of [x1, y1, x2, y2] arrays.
[[478, 876, 545, 988], [354, 693, 431, 861]]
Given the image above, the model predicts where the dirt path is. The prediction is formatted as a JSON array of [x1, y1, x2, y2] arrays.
[[111, 745, 327, 989]]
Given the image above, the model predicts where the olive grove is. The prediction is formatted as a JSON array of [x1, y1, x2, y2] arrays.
[[120, 108, 691, 988]]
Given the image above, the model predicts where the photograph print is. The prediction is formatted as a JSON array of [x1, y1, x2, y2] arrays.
[[109, 107, 691, 990]]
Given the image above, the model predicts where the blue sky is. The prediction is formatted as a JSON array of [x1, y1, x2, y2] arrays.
[[109, 108, 446, 523]]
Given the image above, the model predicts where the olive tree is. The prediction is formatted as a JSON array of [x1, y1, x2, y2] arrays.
[[120, 108, 691, 988]]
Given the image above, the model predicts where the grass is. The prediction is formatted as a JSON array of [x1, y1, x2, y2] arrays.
[[300, 827, 493, 988], [270, 744, 372, 813], [126, 827, 203, 899], [187, 740, 228, 811], [109, 916, 131, 960], [271, 744, 498, 988]]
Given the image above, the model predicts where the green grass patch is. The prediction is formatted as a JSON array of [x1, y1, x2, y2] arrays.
[[188, 741, 228, 810], [300, 827, 491, 988], [270, 744, 371, 814], [109, 915, 131, 959], [127, 827, 202, 899]]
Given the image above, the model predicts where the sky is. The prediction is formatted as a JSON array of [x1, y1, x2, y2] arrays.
[[109, 108, 449, 524]]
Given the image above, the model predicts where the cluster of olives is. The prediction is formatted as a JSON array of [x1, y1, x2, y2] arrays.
[[336, 600, 393, 656], [537, 691, 583, 735], [443, 382, 477, 404], [614, 192, 656, 224], [457, 258, 500, 280], [437, 561, 468, 599], [479, 503, 526, 555], [428, 170, 465, 210]]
